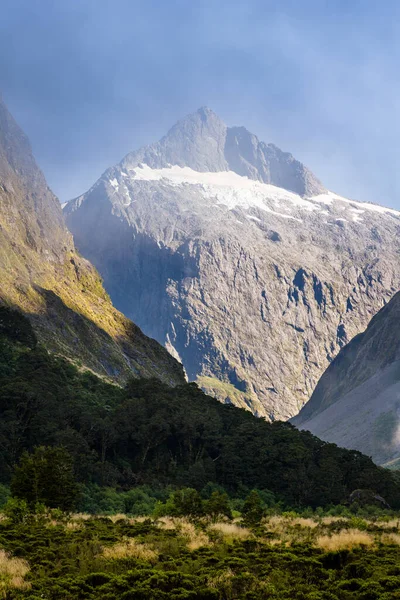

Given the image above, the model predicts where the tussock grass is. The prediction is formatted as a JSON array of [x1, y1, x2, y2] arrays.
[[178, 521, 210, 551], [0, 549, 31, 597], [316, 529, 374, 551], [156, 517, 210, 550], [65, 521, 83, 530], [265, 516, 319, 531], [210, 522, 251, 541], [130, 516, 153, 524], [291, 517, 319, 529], [101, 537, 158, 563], [157, 517, 177, 530], [70, 513, 92, 521], [381, 533, 400, 545], [263, 515, 289, 532], [320, 516, 349, 525], [107, 513, 128, 523], [376, 519, 400, 529]]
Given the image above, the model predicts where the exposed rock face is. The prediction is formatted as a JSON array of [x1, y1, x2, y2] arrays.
[[292, 292, 400, 465], [64, 108, 400, 419], [120, 107, 325, 197], [0, 96, 184, 386], [0, 95, 72, 258]]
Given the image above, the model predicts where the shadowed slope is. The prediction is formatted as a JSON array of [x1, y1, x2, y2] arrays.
[[293, 292, 400, 464]]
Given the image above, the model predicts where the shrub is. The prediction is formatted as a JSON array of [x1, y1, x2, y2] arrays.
[[2, 498, 30, 524], [154, 488, 204, 519]]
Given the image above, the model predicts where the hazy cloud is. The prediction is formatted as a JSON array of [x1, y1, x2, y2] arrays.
[[1, 0, 400, 207]]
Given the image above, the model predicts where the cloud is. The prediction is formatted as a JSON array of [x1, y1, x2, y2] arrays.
[[1, 0, 400, 207]]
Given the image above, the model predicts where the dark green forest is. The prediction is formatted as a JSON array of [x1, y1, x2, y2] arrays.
[[0, 306, 399, 510]]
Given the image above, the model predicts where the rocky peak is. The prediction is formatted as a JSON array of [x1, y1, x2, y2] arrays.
[[120, 108, 326, 197], [122, 106, 227, 173]]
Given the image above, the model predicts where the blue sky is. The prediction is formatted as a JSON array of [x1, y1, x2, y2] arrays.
[[1, 0, 400, 207]]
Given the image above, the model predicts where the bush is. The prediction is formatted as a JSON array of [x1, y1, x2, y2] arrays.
[[2, 498, 30, 524]]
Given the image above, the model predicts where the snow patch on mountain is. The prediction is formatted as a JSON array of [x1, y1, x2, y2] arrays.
[[311, 192, 400, 216], [121, 164, 400, 224]]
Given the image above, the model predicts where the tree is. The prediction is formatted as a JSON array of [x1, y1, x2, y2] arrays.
[[11, 446, 79, 511], [205, 491, 232, 521], [155, 488, 204, 519], [0, 306, 37, 349], [242, 490, 264, 526]]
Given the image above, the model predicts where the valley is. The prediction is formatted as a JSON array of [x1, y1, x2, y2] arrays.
[[1, 85, 400, 600]]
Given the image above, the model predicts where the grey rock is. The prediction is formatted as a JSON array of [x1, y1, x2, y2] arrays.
[[121, 107, 325, 196], [292, 291, 400, 465], [64, 108, 400, 420]]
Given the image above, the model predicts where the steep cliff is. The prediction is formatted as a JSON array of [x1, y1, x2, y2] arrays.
[[0, 96, 184, 386]]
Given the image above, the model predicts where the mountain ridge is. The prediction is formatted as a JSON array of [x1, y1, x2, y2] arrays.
[[0, 96, 184, 386]]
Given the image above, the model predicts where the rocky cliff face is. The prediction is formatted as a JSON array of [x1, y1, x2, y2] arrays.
[[0, 97, 184, 386], [292, 292, 400, 465], [64, 108, 400, 419]]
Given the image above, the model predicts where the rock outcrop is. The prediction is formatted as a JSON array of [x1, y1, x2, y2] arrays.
[[64, 108, 400, 419]]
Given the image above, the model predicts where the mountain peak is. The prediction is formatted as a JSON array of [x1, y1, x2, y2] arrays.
[[122, 106, 228, 173], [121, 109, 325, 196], [196, 105, 219, 119], [165, 106, 227, 139]]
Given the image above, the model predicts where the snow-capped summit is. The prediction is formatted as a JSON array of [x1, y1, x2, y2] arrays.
[[64, 109, 400, 420], [117, 107, 325, 197]]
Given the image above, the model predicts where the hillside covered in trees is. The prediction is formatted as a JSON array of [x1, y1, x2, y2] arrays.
[[0, 306, 399, 511]]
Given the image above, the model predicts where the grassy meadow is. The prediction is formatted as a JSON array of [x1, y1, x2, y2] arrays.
[[2, 506, 400, 599]]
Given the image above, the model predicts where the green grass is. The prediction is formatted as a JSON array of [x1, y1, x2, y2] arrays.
[[197, 375, 265, 414]]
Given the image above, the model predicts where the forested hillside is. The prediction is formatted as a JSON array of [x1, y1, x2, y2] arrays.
[[0, 306, 398, 510]]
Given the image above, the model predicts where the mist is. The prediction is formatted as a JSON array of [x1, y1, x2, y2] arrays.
[[1, 0, 400, 207]]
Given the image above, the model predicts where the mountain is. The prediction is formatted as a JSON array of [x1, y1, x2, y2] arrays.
[[117, 106, 325, 197], [64, 107, 400, 419], [292, 291, 400, 465], [0, 96, 184, 386]]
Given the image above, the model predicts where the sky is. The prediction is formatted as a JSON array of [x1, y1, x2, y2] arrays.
[[1, 0, 400, 207]]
